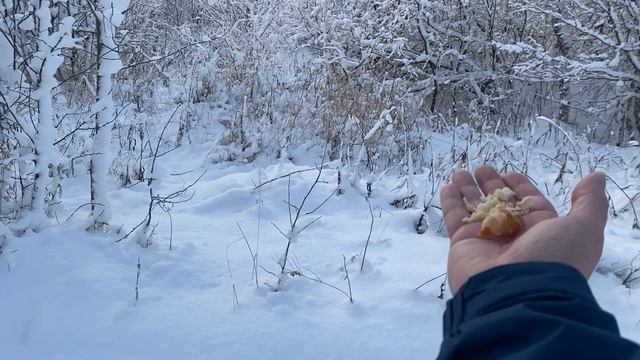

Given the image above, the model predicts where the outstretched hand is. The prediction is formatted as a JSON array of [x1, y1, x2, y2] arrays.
[[441, 166, 608, 294]]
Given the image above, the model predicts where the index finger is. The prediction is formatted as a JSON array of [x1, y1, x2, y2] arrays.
[[502, 173, 556, 213], [440, 183, 470, 237]]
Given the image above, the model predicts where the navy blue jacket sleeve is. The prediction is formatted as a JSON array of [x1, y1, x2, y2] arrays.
[[438, 262, 640, 359]]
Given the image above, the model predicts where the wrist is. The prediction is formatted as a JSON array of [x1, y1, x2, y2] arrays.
[[445, 262, 603, 335]]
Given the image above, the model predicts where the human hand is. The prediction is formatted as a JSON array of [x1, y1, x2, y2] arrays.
[[441, 165, 608, 294]]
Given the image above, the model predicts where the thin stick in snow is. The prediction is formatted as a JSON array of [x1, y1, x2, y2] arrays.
[[536, 116, 583, 178], [252, 167, 329, 191], [236, 223, 258, 283], [343, 255, 354, 303], [135, 256, 141, 305], [255, 164, 263, 288], [605, 175, 640, 230], [415, 272, 447, 291], [274, 150, 328, 287], [360, 198, 375, 272], [225, 236, 244, 312], [298, 266, 353, 303]]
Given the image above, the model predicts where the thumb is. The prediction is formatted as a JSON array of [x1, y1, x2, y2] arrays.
[[568, 172, 608, 228]]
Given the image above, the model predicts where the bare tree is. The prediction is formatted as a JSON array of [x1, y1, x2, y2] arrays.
[[87, 0, 129, 230]]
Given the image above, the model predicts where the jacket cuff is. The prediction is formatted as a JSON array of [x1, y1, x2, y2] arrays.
[[444, 262, 599, 336]]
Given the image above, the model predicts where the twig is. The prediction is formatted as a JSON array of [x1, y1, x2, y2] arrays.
[[232, 284, 239, 314], [278, 149, 328, 282], [304, 188, 338, 216], [298, 268, 353, 302], [605, 175, 640, 230], [63, 203, 105, 223], [415, 272, 447, 291], [260, 265, 279, 280], [536, 116, 583, 178], [237, 223, 258, 282], [166, 210, 173, 250], [252, 167, 329, 191], [116, 171, 205, 243], [438, 275, 448, 299], [623, 252, 640, 288], [225, 236, 244, 311], [288, 176, 293, 227], [254, 163, 263, 288], [360, 198, 375, 271], [298, 216, 322, 233], [148, 105, 182, 184], [135, 256, 141, 305], [283, 200, 300, 213], [270, 222, 288, 239], [343, 255, 354, 303]]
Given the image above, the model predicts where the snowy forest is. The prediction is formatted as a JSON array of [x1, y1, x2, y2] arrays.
[[1, 0, 640, 359]]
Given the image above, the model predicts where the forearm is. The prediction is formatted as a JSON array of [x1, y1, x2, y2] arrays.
[[438, 262, 640, 359]]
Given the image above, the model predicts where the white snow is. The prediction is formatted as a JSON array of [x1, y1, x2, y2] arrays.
[[2, 129, 640, 359]]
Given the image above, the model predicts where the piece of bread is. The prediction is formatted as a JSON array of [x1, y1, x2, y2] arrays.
[[463, 187, 531, 238]]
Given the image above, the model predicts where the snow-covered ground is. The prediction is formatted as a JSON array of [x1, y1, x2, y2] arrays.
[[2, 131, 640, 359]]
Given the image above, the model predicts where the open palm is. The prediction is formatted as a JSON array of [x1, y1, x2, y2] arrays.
[[441, 166, 608, 294]]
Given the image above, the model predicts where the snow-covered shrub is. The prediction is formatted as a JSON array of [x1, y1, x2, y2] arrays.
[[1, 0, 639, 232]]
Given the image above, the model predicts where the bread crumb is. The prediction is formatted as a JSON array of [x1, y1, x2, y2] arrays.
[[463, 188, 531, 238]]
